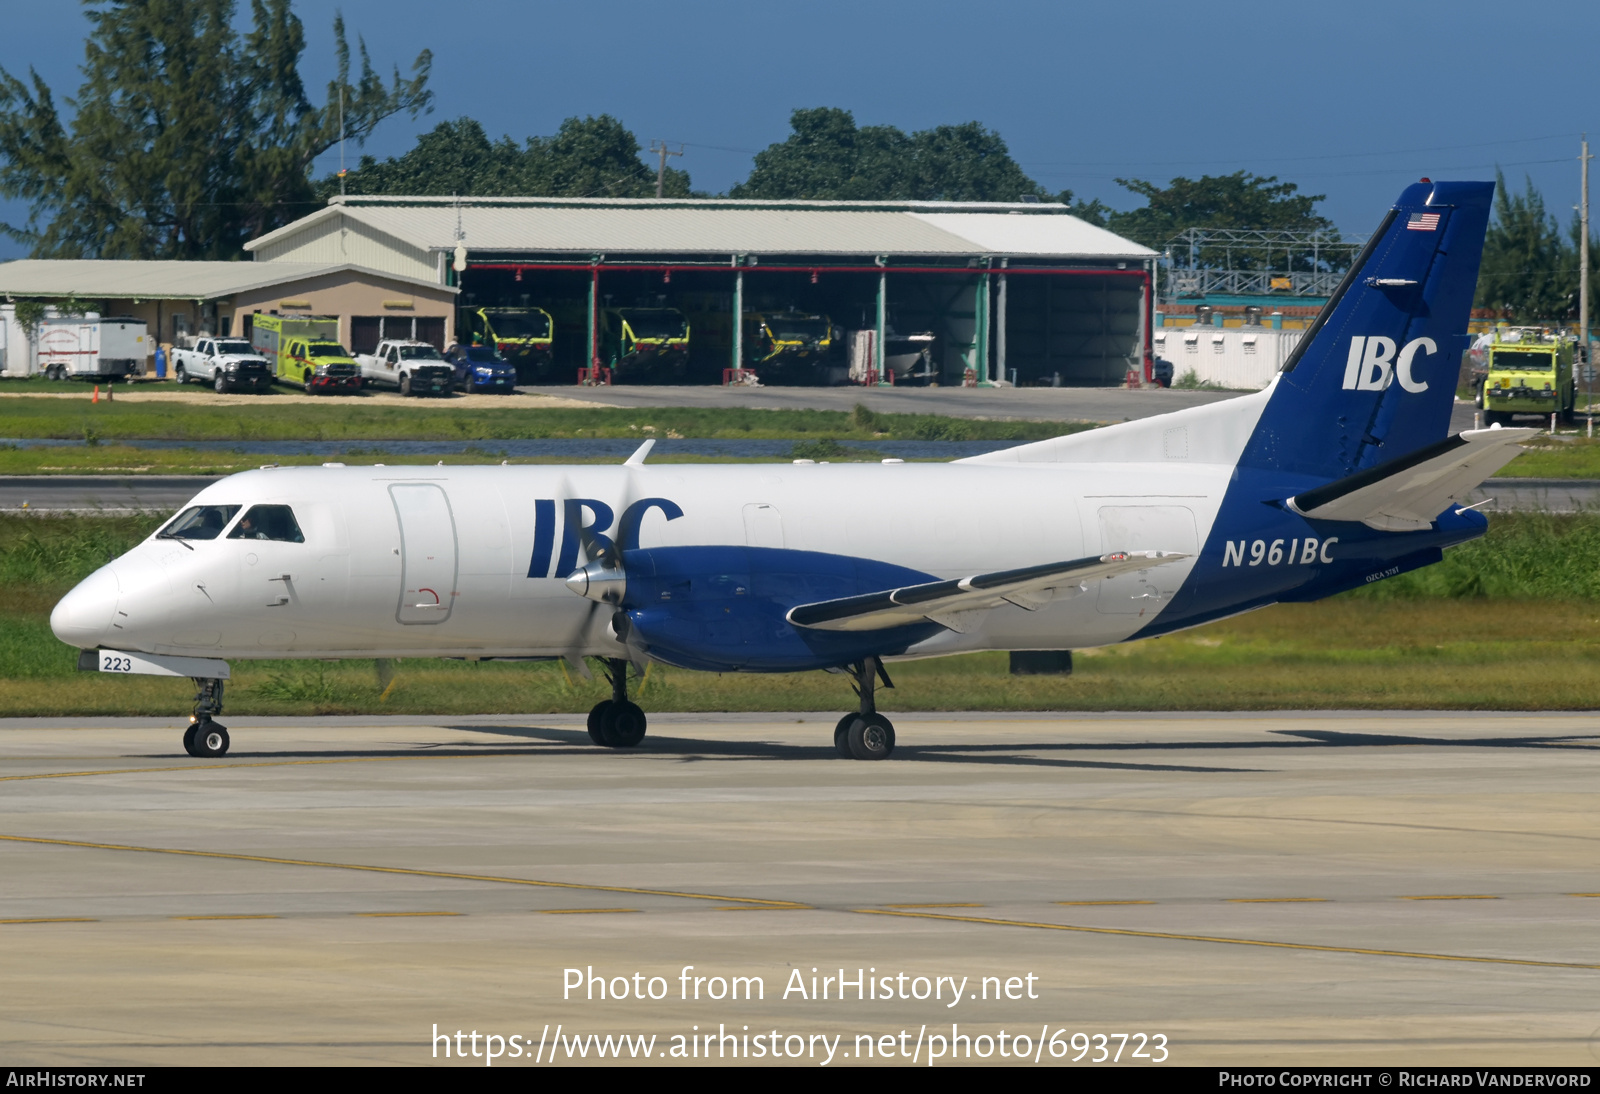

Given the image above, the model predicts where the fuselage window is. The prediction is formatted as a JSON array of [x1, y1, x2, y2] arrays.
[[227, 504, 305, 543], [159, 505, 241, 541]]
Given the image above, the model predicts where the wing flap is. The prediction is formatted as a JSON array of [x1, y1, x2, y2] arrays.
[[1287, 426, 1535, 531], [786, 551, 1188, 633]]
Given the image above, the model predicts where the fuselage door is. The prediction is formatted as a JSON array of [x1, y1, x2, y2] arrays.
[[743, 503, 785, 548], [390, 483, 458, 624], [1095, 505, 1197, 615]]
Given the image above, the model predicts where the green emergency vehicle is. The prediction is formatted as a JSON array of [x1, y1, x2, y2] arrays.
[[600, 307, 690, 383], [461, 307, 555, 383], [249, 314, 362, 394], [743, 310, 838, 384], [1476, 328, 1577, 426]]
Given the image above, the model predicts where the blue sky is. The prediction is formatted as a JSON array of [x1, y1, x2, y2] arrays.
[[1, 0, 1595, 257]]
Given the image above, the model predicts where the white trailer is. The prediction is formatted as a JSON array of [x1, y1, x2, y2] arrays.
[[1153, 326, 1303, 390], [36, 316, 152, 381]]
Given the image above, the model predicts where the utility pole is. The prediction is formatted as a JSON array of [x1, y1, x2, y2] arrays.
[[338, 86, 346, 198], [1582, 136, 1592, 432], [649, 141, 684, 199]]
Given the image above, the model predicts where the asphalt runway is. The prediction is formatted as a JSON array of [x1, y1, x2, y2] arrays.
[[2, 711, 1597, 1067]]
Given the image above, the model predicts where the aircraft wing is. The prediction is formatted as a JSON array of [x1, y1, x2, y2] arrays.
[[786, 551, 1188, 634], [1286, 426, 1537, 532]]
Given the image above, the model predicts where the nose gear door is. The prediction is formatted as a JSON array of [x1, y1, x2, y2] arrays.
[[390, 483, 459, 624]]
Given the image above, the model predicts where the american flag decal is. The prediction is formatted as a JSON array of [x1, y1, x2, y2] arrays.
[[1407, 212, 1441, 231]]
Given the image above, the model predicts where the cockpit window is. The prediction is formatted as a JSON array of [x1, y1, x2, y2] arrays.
[[226, 504, 305, 543], [159, 505, 241, 541]]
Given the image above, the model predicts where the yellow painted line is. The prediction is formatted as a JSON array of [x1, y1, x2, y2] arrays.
[[1568, 893, 1600, 898], [0, 749, 587, 785], [885, 902, 985, 909], [1056, 900, 1156, 906], [854, 908, 1600, 971], [1227, 898, 1329, 904], [355, 911, 461, 918], [0, 833, 804, 908], [1401, 895, 1499, 901], [1, 917, 97, 925], [714, 905, 810, 912], [540, 908, 638, 915], [171, 914, 279, 921]]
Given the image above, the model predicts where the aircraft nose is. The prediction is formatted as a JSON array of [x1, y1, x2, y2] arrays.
[[51, 566, 119, 649]]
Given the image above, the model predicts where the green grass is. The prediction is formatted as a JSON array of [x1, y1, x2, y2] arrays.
[[6, 512, 1600, 715], [0, 393, 1089, 444]]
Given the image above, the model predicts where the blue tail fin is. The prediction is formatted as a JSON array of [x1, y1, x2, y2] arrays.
[[1241, 180, 1493, 480]]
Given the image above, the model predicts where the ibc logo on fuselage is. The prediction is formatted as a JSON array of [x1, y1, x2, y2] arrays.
[[1341, 336, 1436, 392]]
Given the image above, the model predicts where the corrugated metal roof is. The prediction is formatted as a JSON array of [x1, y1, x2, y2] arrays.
[[907, 212, 1155, 259], [245, 200, 1154, 261], [0, 260, 451, 298]]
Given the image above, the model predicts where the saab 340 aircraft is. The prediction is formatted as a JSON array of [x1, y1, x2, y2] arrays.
[[52, 180, 1534, 761]]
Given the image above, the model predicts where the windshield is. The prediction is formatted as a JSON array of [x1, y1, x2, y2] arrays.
[[397, 345, 444, 361], [226, 504, 304, 543], [160, 505, 241, 541], [769, 318, 830, 342], [619, 310, 687, 340], [306, 343, 348, 358], [1494, 350, 1555, 371], [460, 346, 503, 363], [485, 311, 551, 339], [216, 340, 255, 356]]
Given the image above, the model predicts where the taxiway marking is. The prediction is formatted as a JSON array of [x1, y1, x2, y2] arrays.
[[0, 833, 807, 909], [855, 908, 1600, 971]]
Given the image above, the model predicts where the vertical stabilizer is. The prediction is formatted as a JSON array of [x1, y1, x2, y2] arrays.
[[1240, 180, 1493, 480]]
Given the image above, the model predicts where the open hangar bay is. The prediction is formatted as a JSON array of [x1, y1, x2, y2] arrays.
[[1, 711, 1596, 1066]]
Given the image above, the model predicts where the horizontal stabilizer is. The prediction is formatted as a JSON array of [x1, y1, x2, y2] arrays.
[[1286, 426, 1536, 531], [787, 551, 1187, 633]]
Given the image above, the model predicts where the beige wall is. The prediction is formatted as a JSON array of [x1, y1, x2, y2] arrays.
[[251, 212, 437, 284], [230, 268, 456, 351]]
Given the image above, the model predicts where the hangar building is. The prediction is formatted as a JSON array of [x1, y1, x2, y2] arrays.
[[245, 196, 1156, 386]]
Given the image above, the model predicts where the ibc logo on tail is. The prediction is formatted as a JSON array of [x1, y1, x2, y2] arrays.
[[1341, 336, 1436, 392]]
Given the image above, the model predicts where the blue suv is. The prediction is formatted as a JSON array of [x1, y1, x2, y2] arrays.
[[446, 343, 519, 394]]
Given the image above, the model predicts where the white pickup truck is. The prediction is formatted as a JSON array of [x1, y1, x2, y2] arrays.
[[171, 336, 274, 393], [356, 339, 455, 397]]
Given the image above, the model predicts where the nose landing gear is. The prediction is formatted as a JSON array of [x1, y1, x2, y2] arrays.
[[183, 677, 230, 758], [833, 656, 896, 761], [586, 658, 648, 748]]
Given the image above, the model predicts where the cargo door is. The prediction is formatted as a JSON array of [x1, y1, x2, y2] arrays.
[[743, 503, 785, 548], [390, 484, 459, 625], [1095, 506, 1197, 615]]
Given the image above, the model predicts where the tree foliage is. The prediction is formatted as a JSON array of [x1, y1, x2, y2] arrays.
[[320, 115, 691, 200], [1103, 171, 1336, 261], [729, 107, 1069, 205], [0, 0, 432, 259], [1475, 171, 1595, 323]]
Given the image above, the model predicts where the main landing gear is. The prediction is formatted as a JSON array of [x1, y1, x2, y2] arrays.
[[183, 677, 230, 758], [833, 656, 895, 761], [586, 658, 647, 749]]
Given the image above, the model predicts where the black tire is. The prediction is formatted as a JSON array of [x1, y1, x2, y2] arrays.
[[213, 372, 227, 394], [1473, 381, 1484, 410], [607, 701, 647, 748], [175, 364, 187, 385], [400, 373, 413, 396], [587, 700, 615, 746], [846, 713, 895, 761], [191, 720, 229, 758], [182, 723, 200, 757], [833, 714, 855, 758], [303, 375, 315, 395]]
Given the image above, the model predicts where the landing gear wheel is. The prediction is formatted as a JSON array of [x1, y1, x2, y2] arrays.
[[587, 699, 615, 746], [606, 701, 647, 748], [847, 713, 895, 761], [182, 723, 200, 757], [190, 719, 229, 758], [833, 714, 856, 758]]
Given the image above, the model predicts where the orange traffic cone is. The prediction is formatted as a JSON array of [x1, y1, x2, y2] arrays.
[[92, 385, 99, 403]]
